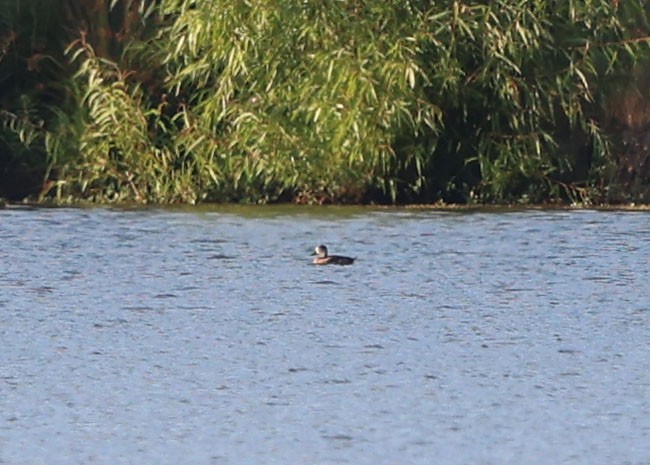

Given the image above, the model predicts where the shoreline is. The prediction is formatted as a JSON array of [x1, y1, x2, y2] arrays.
[[2, 199, 650, 212]]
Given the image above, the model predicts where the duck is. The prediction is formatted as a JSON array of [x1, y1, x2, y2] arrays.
[[311, 244, 355, 265]]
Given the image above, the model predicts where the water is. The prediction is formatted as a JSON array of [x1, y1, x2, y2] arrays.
[[1, 206, 649, 465]]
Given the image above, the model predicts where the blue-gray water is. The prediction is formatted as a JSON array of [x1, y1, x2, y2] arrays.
[[1, 206, 649, 465]]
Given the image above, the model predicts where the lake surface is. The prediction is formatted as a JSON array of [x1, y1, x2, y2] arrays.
[[1, 206, 649, 465]]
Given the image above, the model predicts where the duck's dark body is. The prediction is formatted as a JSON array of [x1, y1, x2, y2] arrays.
[[311, 245, 355, 266]]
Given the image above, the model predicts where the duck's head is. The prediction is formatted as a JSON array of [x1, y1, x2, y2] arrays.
[[312, 244, 328, 258]]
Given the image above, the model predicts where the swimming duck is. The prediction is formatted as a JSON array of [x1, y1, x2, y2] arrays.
[[311, 244, 355, 265]]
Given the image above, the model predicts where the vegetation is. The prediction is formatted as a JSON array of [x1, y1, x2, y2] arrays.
[[1, 0, 650, 204]]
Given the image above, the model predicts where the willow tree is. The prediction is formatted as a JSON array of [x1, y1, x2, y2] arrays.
[[155, 0, 649, 203], [0, 0, 159, 201], [0, 0, 74, 199], [415, 0, 650, 203], [3, 0, 650, 203], [158, 0, 440, 202]]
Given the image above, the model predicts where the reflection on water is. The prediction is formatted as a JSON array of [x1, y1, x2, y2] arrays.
[[1, 206, 649, 465]]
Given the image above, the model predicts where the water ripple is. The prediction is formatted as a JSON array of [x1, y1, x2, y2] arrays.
[[0, 207, 649, 465]]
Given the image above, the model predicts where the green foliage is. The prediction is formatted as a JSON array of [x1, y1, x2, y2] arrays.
[[1, 0, 650, 204], [0, 0, 71, 198], [159, 0, 440, 202], [0, 0, 161, 200], [412, 0, 648, 203], [156, 0, 650, 204]]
